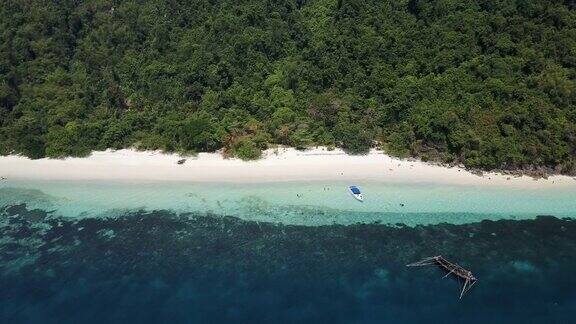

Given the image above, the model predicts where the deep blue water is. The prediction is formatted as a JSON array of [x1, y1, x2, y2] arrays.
[[1, 204, 575, 323]]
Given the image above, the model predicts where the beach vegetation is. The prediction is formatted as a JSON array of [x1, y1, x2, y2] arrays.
[[0, 0, 575, 173], [229, 136, 263, 161]]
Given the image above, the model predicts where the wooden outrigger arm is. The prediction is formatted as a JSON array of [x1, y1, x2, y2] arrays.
[[407, 255, 477, 299]]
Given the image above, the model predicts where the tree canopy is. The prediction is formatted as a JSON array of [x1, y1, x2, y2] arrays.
[[0, 0, 575, 173]]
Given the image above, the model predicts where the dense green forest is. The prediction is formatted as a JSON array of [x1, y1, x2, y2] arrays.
[[0, 0, 575, 173]]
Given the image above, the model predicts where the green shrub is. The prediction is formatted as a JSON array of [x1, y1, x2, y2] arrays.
[[232, 137, 262, 161]]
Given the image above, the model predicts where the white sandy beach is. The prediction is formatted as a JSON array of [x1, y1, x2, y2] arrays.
[[0, 147, 574, 188]]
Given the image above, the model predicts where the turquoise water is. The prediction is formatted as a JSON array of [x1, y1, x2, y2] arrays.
[[1, 205, 576, 323], [2, 180, 576, 322], [1, 180, 575, 226]]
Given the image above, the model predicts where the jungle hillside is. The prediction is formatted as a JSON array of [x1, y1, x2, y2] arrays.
[[1, 0, 575, 173]]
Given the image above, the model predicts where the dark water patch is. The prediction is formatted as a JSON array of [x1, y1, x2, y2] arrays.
[[1, 204, 575, 323], [0, 187, 61, 207]]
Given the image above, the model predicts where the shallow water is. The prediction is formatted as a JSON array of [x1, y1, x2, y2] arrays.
[[1, 180, 575, 225], [1, 180, 575, 323]]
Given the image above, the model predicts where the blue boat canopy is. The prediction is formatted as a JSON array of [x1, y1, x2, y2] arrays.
[[350, 186, 361, 194]]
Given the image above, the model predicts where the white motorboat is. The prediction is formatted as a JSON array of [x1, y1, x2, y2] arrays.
[[348, 185, 364, 202]]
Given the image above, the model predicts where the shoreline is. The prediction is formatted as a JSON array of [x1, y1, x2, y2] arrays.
[[1, 147, 575, 189]]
